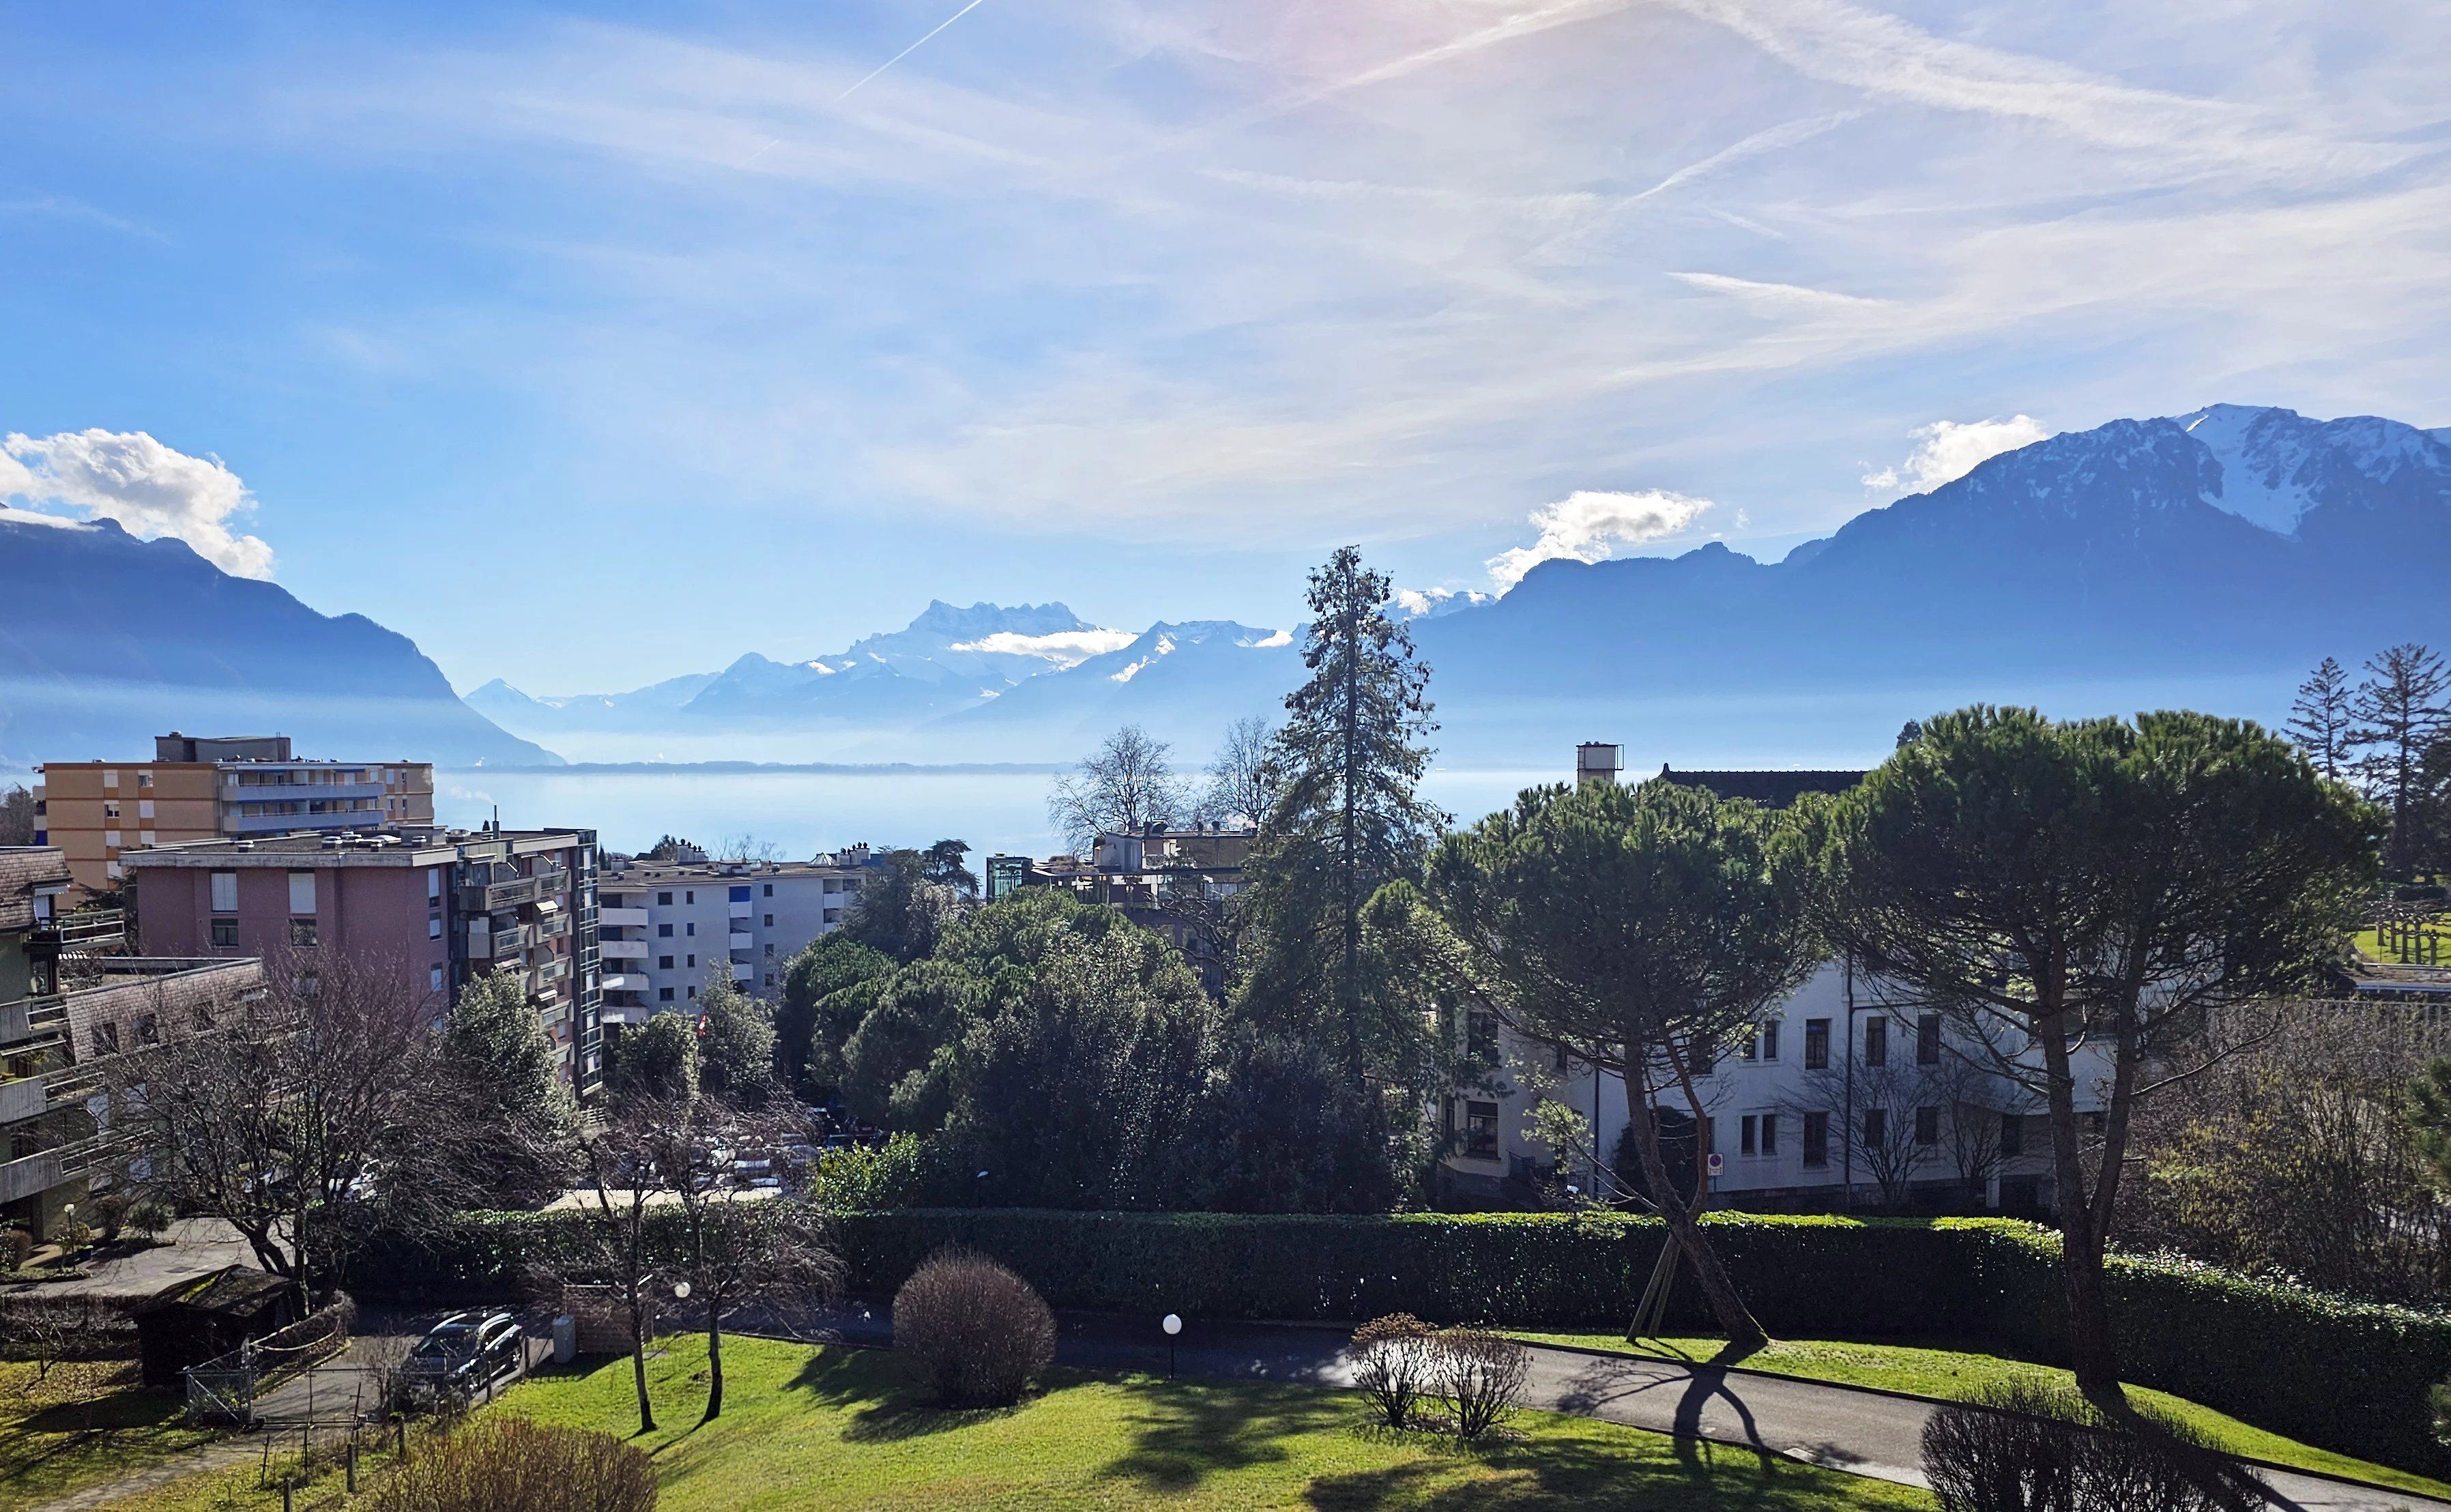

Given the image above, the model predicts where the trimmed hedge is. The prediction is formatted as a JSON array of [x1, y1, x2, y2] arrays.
[[353, 1208, 2451, 1474]]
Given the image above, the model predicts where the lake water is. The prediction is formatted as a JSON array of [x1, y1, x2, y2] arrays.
[[434, 767, 1566, 860]]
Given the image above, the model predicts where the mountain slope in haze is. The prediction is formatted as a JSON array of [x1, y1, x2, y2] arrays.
[[0, 517, 556, 769], [936, 620, 1299, 755], [1412, 403, 2451, 761]]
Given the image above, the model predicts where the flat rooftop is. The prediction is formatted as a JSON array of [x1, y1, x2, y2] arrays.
[[124, 826, 591, 866]]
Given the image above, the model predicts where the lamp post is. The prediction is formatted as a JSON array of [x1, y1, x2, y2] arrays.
[[1161, 1313, 1182, 1378]]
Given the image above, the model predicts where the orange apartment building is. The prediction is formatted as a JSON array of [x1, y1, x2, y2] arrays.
[[35, 733, 434, 893]]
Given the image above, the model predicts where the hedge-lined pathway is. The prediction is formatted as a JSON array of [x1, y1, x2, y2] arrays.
[[809, 1305, 2447, 1512]]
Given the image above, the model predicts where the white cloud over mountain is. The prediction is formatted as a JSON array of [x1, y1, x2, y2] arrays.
[[1862, 416, 2052, 496], [1, 429, 274, 579], [1485, 489, 1712, 590], [949, 628, 1141, 666]]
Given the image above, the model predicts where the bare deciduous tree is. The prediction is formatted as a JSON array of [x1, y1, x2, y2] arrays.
[[632, 1098, 839, 1423], [717, 834, 784, 864], [104, 948, 491, 1305], [1047, 725, 1183, 853], [1200, 715, 1278, 827]]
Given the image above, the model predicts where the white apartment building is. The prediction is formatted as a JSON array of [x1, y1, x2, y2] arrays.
[[596, 850, 876, 1023], [1434, 749, 2106, 1216]]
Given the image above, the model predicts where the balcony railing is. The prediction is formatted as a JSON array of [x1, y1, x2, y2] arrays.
[[30, 908, 126, 952], [459, 877, 538, 913], [470, 922, 534, 959]]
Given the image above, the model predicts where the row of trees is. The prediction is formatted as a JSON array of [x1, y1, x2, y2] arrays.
[[1044, 716, 1275, 852], [2287, 643, 2450, 879]]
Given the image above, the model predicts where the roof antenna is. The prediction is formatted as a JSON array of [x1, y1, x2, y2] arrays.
[[492, 803, 501, 833]]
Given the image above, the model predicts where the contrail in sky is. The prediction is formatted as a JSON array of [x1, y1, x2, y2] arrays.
[[833, 0, 994, 104]]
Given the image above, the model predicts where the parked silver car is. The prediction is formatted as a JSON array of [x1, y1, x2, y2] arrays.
[[400, 1311, 524, 1400]]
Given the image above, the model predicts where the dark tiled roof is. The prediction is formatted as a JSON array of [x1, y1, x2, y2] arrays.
[[1655, 767, 1866, 807], [0, 847, 72, 931]]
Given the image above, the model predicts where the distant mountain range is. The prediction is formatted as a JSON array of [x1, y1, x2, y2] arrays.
[[0, 515, 553, 770], [468, 403, 2451, 768], [8, 404, 2446, 778]]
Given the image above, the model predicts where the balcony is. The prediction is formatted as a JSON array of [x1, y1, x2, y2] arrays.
[[601, 972, 648, 995], [470, 922, 533, 959], [459, 876, 538, 913], [0, 996, 68, 1051], [729, 961, 753, 983], [727, 900, 753, 919], [227, 779, 388, 803], [536, 912, 572, 940], [727, 931, 753, 952], [29, 908, 126, 953], [224, 805, 388, 834], [599, 937, 649, 961], [0, 1077, 44, 1125], [600, 906, 650, 929], [0, 1149, 65, 1206]]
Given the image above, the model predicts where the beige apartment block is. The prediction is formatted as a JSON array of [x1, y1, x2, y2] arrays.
[[37, 733, 434, 893]]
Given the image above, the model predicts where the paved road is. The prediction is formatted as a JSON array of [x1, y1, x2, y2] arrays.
[[809, 1308, 2448, 1512]]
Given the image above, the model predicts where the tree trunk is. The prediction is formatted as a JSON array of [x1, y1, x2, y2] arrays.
[[1623, 1073, 1765, 1349], [628, 1287, 656, 1434], [2035, 1006, 2126, 1412], [703, 1301, 724, 1423]]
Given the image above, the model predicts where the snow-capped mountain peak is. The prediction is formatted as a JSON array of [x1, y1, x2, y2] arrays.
[[2172, 404, 2450, 538]]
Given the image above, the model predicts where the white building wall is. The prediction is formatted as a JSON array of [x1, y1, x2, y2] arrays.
[[599, 864, 867, 1017], [1440, 959, 2105, 1212]]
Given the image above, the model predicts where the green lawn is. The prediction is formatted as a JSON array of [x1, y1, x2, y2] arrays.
[[2356, 920, 2448, 965], [117, 1334, 1934, 1512], [1508, 1332, 2451, 1502], [0, 1358, 219, 1512]]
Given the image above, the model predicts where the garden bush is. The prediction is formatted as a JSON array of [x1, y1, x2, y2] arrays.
[[366, 1418, 654, 1512], [893, 1249, 1057, 1407], [357, 1206, 2451, 1472], [1921, 1382, 2265, 1512], [1350, 1313, 1436, 1427], [1432, 1326, 1528, 1440]]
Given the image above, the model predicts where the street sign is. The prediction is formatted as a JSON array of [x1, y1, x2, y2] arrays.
[[1706, 1152, 1724, 1176]]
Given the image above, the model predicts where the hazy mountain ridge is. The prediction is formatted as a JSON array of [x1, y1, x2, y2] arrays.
[[0, 517, 555, 769], [466, 403, 2451, 768]]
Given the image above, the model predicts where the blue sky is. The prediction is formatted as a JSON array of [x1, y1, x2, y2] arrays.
[[3, 1, 2447, 692]]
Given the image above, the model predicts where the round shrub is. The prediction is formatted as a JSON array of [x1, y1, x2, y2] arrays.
[[893, 1248, 1056, 1407], [366, 1418, 654, 1512]]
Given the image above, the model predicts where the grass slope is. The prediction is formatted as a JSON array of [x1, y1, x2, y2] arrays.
[[1509, 1333, 2451, 1502], [114, 1335, 1933, 1512], [0, 1359, 218, 1512]]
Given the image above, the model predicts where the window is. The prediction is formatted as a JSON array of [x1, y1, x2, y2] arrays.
[[210, 918, 240, 948], [1759, 1112, 1778, 1156], [1686, 1035, 1716, 1077], [190, 1002, 216, 1031], [2000, 1111, 2024, 1157], [686, 922, 696, 937], [428, 915, 443, 940], [1917, 1013, 1942, 1066], [658, 987, 674, 1002], [824, 879, 840, 895], [1863, 1107, 1887, 1148], [658, 891, 673, 905], [684, 890, 695, 904], [210, 871, 238, 912], [1915, 1106, 1941, 1146], [763, 884, 773, 897], [102, 769, 118, 789], [288, 869, 316, 915], [137, 772, 154, 789], [1466, 1011, 1498, 1063], [290, 918, 319, 946], [139, 799, 154, 819], [729, 886, 750, 903], [686, 954, 696, 969], [1759, 1020, 1780, 1062], [764, 943, 774, 957], [91, 1022, 119, 1055], [430, 964, 446, 993], [1802, 1111, 1829, 1167], [1863, 1017, 1888, 1068], [134, 1013, 160, 1046], [1463, 1099, 1500, 1160], [1739, 1115, 1758, 1155], [686, 985, 697, 1000], [1804, 1017, 1829, 1071], [658, 955, 674, 970], [428, 868, 441, 901], [764, 974, 775, 988], [658, 923, 674, 937], [824, 908, 842, 924], [763, 914, 774, 927], [104, 799, 124, 819]]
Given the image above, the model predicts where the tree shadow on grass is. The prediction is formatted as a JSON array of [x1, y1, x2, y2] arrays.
[[1099, 1376, 1356, 1494], [1305, 1427, 1834, 1511], [783, 1347, 1029, 1444]]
